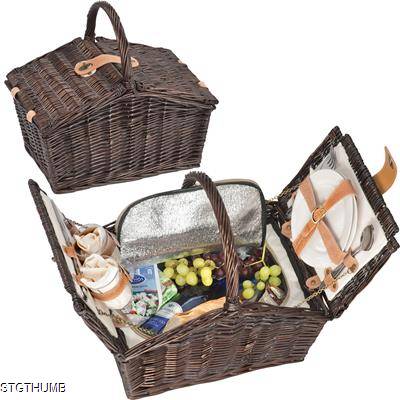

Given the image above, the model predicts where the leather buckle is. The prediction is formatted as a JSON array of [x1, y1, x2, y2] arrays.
[[311, 206, 327, 224]]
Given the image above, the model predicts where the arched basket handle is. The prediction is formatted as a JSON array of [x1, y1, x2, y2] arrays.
[[84, 1, 132, 84], [182, 172, 242, 311]]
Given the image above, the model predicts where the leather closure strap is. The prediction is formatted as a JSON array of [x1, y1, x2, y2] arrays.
[[74, 54, 139, 77], [373, 147, 397, 195], [293, 176, 356, 265]]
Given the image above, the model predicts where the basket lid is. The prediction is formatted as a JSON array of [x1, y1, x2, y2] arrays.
[[95, 37, 218, 106], [6, 37, 217, 132], [277, 128, 399, 319], [28, 179, 123, 346]]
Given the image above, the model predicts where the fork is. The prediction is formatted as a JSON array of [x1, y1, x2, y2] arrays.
[[315, 145, 336, 171]]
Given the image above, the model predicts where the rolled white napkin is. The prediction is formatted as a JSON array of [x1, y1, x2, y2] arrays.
[[79, 254, 132, 310], [74, 226, 108, 254], [80, 254, 118, 286]]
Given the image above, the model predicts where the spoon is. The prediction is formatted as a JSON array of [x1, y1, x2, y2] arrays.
[[318, 224, 375, 291]]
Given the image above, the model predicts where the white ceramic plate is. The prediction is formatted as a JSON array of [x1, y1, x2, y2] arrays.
[[291, 169, 356, 269], [344, 196, 358, 251]]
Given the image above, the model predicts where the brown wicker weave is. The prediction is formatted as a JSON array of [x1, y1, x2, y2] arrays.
[[28, 127, 398, 399], [6, 1, 218, 193]]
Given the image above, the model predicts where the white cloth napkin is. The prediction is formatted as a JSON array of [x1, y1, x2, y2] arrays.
[[80, 254, 119, 287], [74, 226, 108, 255]]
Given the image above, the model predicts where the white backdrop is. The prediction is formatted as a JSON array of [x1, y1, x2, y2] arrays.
[[1, 1, 399, 399]]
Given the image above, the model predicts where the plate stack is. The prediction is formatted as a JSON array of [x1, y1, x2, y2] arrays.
[[291, 169, 358, 270]]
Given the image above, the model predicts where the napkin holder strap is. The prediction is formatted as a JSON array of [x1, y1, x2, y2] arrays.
[[75, 270, 130, 302]]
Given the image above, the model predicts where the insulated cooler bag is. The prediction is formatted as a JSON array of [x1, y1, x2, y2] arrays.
[[6, 1, 218, 193], [29, 127, 398, 399]]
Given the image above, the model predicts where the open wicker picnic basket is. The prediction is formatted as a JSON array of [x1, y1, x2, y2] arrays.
[[6, 1, 217, 193], [29, 127, 398, 399]]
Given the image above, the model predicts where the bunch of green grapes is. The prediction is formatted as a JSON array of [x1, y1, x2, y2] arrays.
[[241, 264, 282, 300], [162, 256, 217, 287]]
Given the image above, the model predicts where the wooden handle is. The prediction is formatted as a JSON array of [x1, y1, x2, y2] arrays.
[[373, 147, 397, 195], [182, 172, 242, 311], [84, 1, 132, 85]]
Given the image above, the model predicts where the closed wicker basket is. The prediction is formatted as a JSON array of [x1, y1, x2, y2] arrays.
[[6, 1, 218, 193], [29, 127, 398, 399]]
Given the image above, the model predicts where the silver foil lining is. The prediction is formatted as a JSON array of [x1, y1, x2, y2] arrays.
[[118, 183, 265, 267]]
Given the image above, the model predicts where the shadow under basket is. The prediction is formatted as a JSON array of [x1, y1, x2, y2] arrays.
[[29, 127, 398, 399], [5, 1, 218, 193]]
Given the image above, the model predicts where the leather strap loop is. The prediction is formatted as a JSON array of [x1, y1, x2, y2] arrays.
[[323, 268, 338, 292], [305, 253, 359, 291], [10, 87, 20, 98], [343, 252, 358, 273], [306, 275, 322, 290]]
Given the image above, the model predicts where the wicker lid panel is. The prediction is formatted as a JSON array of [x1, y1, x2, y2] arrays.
[[275, 127, 399, 318], [6, 36, 217, 131], [6, 38, 128, 131], [95, 37, 218, 105]]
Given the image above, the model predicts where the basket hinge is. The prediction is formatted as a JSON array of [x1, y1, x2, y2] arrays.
[[26, 110, 36, 123], [10, 86, 20, 98]]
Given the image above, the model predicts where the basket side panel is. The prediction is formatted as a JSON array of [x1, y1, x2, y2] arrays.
[[13, 99, 51, 178], [117, 307, 327, 399], [45, 94, 213, 193]]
